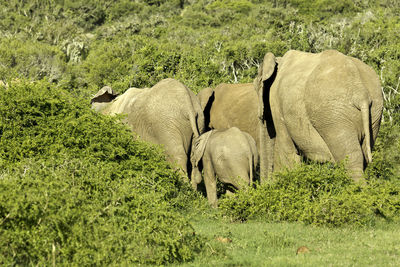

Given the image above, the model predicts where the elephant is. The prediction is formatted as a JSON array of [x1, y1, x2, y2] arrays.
[[198, 83, 260, 141], [91, 78, 205, 177], [254, 49, 384, 182], [196, 83, 270, 181], [190, 127, 258, 207]]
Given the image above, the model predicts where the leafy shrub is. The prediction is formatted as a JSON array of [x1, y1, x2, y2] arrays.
[[207, 0, 254, 14], [0, 39, 66, 82], [0, 158, 203, 265], [106, 1, 144, 21], [365, 123, 400, 180], [80, 39, 137, 92], [0, 80, 204, 265], [59, 0, 107, 30], [287, 0, 359, 20], [219, 162, 400, 227]]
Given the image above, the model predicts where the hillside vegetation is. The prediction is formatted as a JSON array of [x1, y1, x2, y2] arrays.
[[0, 0, 399, 265]]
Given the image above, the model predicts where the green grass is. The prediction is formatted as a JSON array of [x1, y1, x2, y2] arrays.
[[181, 216, 400, 266]]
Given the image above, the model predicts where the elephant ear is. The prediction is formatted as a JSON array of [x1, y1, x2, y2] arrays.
[[260, 52, 277, 82], [196, 87, 214, 131], [254, 53, 278, 181], [90, 86, 119, 104], [196, 87, 214, 111], [190, 130, 214, 167], [254, 52, 278, 122]]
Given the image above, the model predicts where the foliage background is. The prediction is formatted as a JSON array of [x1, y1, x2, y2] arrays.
[[0, 0, 399, 265]]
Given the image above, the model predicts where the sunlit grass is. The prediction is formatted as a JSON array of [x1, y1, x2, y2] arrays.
[[182, 216, 400, 266]]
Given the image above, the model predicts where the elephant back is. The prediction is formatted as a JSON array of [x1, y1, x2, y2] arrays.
[[304, 51, 381, 130], [109, 87, 145, 115]]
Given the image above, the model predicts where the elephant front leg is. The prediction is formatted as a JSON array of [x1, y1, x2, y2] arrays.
[[273, 122, 301, 172], [203, 159, 218, 208], [259, 119, 275, 183]]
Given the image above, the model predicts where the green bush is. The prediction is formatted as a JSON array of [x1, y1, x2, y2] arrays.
[[366, 123, 400, 180], [80, 39, 137, 92], [0, 158, 203, 265], [106, 1, 144, 21], [0, 80, 204, 265], [207, 0, 254, 14], [0, 39, 66, 82], [219, 162, 400, 227], [287, 0, 359, 20]]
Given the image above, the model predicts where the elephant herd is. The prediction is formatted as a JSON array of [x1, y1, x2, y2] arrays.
[[91, 49, 383, 207]]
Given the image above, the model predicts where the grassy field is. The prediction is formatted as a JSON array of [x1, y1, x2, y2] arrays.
[[182, 215, 400, 266]]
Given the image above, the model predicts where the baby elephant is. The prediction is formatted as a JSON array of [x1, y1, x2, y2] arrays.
[[190, 127, 258, 207]]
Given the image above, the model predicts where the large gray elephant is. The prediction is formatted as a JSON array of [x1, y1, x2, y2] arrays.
[[91, 78, 205, 176], [196, 83, 271, 180], [190, 127, 258, 207], [255, 50, 383, 182]]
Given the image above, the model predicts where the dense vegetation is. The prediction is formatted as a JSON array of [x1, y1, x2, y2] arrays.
[[0, 0, 399, 265], [0, 80, 204, 265], [220, 163, 400, 226]]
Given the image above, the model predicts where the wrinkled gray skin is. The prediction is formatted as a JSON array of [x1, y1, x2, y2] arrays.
[[197, 85, 259, 142], [91, 78, 205, 177], [191, 127, 258, 207], [196, 83, 269, 181], [255, 50, 383, 182]]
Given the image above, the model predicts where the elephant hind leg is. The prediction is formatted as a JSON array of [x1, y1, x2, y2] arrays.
[[165, 144, 189, 180], [319, 128, 364, 182], [203, 156, 218, 208]]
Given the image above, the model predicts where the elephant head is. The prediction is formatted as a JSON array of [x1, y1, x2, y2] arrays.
[[90, 86, 119, 113]]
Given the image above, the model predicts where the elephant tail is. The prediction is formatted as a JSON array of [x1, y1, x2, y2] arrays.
[[361, 102, 372, 163], [189, 110, 201, 138], [249, 153, 254, 186], [190, 130, 213, 168]]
